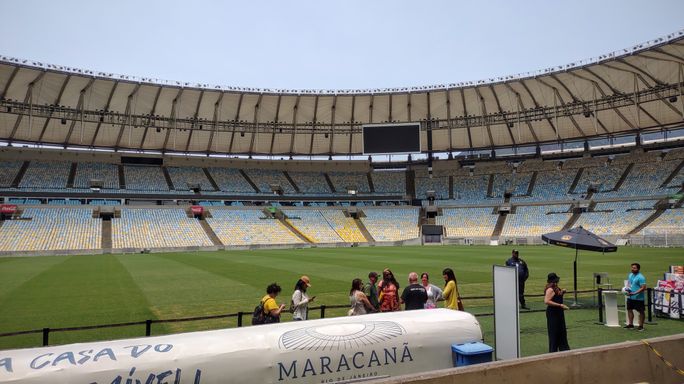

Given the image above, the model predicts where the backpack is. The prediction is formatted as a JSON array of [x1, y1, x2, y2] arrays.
[[251, 301, 266, 325]]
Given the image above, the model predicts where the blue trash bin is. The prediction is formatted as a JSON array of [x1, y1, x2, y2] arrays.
[[451, 342, 493, 367]]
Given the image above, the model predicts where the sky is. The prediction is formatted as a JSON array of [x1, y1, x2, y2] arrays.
[[1, 0, 683, 91]]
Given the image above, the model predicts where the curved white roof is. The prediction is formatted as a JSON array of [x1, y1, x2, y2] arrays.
[[1, 30, 683, 155]]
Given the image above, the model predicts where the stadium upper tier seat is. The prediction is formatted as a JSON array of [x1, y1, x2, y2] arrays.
[[0, 160, 23, 188], [328, 172, 370, 194], [244, 169, 296, 194], [206, 168, 258, 194], [371, 171, 406, 194], [287, 171, 331, 194], [166, 166, 215, 192], [123, 166, 170, 191], [19, 161, 72, 191], [73, 162, 120, 190]]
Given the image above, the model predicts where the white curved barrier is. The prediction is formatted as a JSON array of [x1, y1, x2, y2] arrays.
[[0, 309, 482, 384]]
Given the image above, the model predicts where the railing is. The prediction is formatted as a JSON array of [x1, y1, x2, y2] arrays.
[[0, 289, 598, 347]]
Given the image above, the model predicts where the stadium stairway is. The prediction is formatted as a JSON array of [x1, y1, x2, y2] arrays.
[[562, 207, 583, 230], [351, 212, 374, 242], [490, 209, 507, 240], [199, 218, 223, 246], [202, 168, 220, 191], [162, 167, 175, 190], [568, 167, 584, 194], [66, 163, 77, 188], [324, 173, 336, 193], [660, 159, 684, 187], [366, 173, 375, 193], [628, 207, 667, 235], [448, 175, 454, 199], [418, 207, 428, 226], [239, 170, 261, 193], [612, 163, 634, 191], [101, 219, 112, 250], [406, 170, 416, 197], [282, 171, 301, 193], [486, 174, 494, 197], [117, 165, 126, 189], [273, 210, 313, 243], [11, 161, 30, 188], [525, 171, 538, 196]]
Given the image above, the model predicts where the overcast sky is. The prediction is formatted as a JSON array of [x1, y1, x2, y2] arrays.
[[1, 0, 683, 90]]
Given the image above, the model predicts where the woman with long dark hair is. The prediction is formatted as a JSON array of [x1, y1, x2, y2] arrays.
[[442, 268, 462, 310], [544, 272, 570, 352], [349, 278, 373, 316], [292, 276, 314, 321], [378, 268, 400, 312]]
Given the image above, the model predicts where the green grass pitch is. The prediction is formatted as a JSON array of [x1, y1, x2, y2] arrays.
[[0, 245, 682, 356]]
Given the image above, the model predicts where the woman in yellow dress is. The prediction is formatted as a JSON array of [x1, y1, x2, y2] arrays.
[[442, 268, 462, 310]]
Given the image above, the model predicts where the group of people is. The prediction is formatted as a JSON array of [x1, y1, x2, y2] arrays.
[[349, 267, 463, 315], [506, 250, 647, 353], [256, 252, 648, 356], [256, 268, 464, 324]]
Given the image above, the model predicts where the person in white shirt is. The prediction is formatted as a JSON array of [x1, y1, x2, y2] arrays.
[[292, 275, 315, 321], [421, 272, 443, 309]]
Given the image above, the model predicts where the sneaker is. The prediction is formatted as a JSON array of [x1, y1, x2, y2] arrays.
[[637, 326, 644, 332], [623, 324, 634, 329], [521, 305, 530, 310]]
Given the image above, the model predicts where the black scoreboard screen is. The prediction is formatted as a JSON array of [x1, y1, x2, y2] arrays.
[[362, 123, 421, 155]]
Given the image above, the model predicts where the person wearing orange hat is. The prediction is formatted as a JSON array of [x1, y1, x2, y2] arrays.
[[291, 275, 315, 321]]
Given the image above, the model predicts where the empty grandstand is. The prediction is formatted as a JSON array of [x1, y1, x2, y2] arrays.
[[574, 201, 658, 236], [0, 29, 683, 253], [112, 209, 213, 248], [123, 166, 170, 192], [0, 208, 101, 251], [207, 209, 303, 246], [207, 168, 257, 194], [283, 209, 344, 243], [166, 166, 215, 192], [361, 208, 420, 241], [19, 161, 72, 190], [438, 207, 499, 238], [0, 161, 22, 188], [500, 205, 572, 238], [73, 162, 120, 190]]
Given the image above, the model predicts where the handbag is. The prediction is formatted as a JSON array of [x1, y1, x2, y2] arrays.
[[457, 297, 465, 311]]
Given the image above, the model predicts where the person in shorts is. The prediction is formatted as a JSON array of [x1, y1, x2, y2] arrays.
[[624, 263, 646, 331]]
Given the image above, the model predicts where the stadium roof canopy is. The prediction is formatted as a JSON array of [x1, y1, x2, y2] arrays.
[[0, 30, 683, 156]]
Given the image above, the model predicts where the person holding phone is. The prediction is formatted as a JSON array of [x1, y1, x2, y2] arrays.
[[292, 276, 315, 321]]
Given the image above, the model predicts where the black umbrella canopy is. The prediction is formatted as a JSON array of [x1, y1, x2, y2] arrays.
[[542, 226, 617, 252]]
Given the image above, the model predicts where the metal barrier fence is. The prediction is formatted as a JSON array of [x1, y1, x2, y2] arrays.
[[0, 290, 602, 348]]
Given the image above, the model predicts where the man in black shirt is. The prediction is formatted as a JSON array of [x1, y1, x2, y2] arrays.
[[400, 272, 428, 310], [506, 249, 530, 310]]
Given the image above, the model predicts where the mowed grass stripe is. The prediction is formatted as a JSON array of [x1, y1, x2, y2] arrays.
[[0, 256, 67, 307], [115, 253, 259, 318], [150, 251, 348, 306], [0, 255, 156, 334]]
